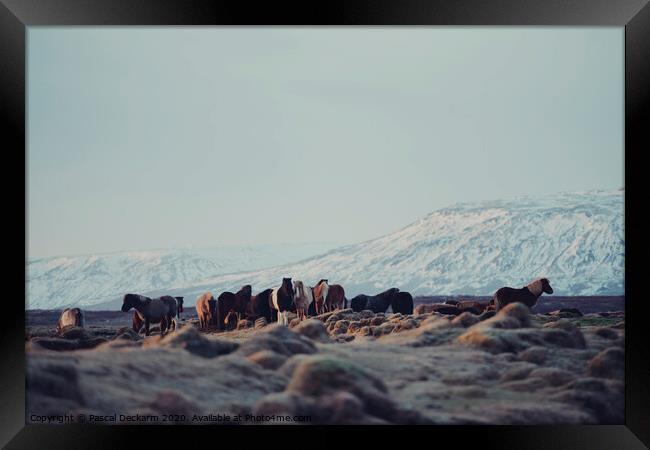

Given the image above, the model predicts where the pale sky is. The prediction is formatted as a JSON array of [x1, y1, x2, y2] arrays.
[[28, 27, 624, 258]]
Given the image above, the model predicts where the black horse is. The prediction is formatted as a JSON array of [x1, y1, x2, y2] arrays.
[[215, 285, 252, 330], [391, 291, 414, 315], [350, 288, 400, 313]]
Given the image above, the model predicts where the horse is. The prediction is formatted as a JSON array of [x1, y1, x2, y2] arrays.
[[216, 285, 252, 331], [293, 280, 313, 321], [174, 297, 184, 317], [350, 288, 400, 313], [161, 296, 180, 331], [224, 311, 238, 331], [325, 284, 346, 312], [313, 279, 329, 315], [132, 296, 180, 333], [457, 300, 488, 315], [271, 278, 294, 326], [247, 288, 273, 322], [493, 278, 554, 311], [307, 287, 317, 316], [195, 292, 217, 330], [122, 294, 177, 336], [391, 291, 413, 315], [56, 308, 85, 334]]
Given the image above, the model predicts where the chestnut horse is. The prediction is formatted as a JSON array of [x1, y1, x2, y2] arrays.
[[195, 292, 217, 330], [313, 279, 329, 315]]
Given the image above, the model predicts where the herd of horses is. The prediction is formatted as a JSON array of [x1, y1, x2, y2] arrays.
[[117, 278, 416, 335], [56, 277, 554, 337], [192, 278, 415, 332]]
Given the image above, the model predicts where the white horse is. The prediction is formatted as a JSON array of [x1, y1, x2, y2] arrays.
[[56, 308, 85, 334], [293, 280, 313, 321]]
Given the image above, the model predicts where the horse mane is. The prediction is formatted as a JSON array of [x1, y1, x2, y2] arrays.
[[378, 287, 399, 298], [294, 281, 304, 298], [526, 279, 543, 296], [282, 278, 293, 291]]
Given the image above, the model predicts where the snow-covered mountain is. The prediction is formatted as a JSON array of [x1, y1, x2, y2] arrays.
[[26, 243, 337, 309], [27, 190, 624, 310], [172, 190, 624, 302]]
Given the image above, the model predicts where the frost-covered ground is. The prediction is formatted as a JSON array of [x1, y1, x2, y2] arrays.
[[27, 189, 624, 310], [25, 303, 625, 425]]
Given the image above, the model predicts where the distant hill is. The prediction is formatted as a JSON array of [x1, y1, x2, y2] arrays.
[[26, 243, 337, 309], [169, 190, 624, 304]]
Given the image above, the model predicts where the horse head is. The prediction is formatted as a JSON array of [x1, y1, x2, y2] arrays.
[[282, 277, 294, 298], [239, 284, 253, 299], [540, 278, 554, 294], [293, 280, 304, 298], [121, 294, 142, 312], [175, 297, 184, 313]]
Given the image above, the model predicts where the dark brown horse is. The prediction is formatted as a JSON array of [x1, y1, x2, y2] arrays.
[[247, 288, 273, 322], [493, 278, 553, 311], [271, 278, 294, 325], [215, 285, 252, 330], [325, 284, 346, 312]]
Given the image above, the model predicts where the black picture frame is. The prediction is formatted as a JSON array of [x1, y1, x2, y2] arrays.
[[2, 1, 648, 448]]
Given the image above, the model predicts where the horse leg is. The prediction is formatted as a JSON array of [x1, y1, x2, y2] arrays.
[[144, 319, 150, 336]]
